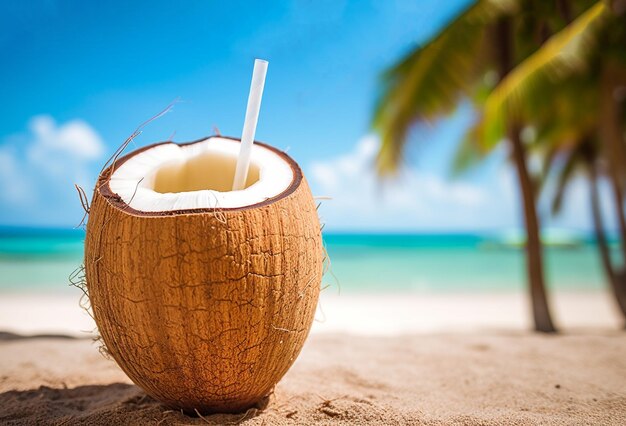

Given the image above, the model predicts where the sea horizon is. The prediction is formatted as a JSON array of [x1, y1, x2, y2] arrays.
[[0, 224, 614, 239], [0, 225, 615, 295]]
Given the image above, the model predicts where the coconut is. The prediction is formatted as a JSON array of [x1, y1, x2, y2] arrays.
[[84, 136, 323, 413]]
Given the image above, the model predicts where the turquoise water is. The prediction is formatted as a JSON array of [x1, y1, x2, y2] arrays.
[[324, 234, 606, 293], [0, 228, 611, 293]]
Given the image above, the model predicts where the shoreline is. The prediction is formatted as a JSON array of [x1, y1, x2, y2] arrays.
[[1, 289, 622, 337]]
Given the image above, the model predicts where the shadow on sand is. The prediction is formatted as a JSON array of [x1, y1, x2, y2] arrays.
[[0, 331, 79, 342], [0, 383, 264, 425], [0, 332, 264, 425]]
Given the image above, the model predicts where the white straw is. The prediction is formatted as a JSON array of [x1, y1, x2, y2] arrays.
[[232, 59, 269, 191]]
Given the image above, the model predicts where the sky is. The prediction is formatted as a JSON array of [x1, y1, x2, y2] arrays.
[[0, 0, 613, 232]]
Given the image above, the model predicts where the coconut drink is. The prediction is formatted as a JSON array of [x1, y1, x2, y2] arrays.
[[84, 60, 323, 413]]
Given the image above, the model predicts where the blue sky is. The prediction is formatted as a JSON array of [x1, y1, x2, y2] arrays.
[[0, 1, 608, 232]]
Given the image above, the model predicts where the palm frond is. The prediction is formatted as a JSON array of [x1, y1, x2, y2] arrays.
[[480, 1, 607, 150], [533, 76, 599, 147], [550, 144, 582, 214], [373, 0, 517, 175], [452, 118, 491, 174]]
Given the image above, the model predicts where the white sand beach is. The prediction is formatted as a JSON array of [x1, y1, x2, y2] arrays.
[[2, 330, 626, 424], [1, 289, 626, 424], [0, 290, 623, 337]]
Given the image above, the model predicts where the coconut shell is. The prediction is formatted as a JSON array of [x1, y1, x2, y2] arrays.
[[84, 138, 323, 413]]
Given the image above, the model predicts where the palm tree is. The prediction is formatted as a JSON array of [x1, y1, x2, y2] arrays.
[[371, 0, 601, 332], [543, 137, 626, 320], [457, 57, 626, 320], [481, 1, 626, 318]]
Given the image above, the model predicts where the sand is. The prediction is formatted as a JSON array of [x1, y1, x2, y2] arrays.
[[0, 291, 623, 337], [1, 290, 625, 424], [1, 331, 626, 425]]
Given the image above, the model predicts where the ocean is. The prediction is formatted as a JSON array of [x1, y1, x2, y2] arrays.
[[0, 228, 610, 294]]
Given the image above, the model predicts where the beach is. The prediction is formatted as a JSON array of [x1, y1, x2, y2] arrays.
[[4, 0, 626, 423], [2, 232, 626, 424], [0, 290, 624, 336], [1, 291, 626, 424], [2, 329, 626, 425]]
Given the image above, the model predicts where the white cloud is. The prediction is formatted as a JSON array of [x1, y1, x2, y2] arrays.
[[0, 146, 35, 205], [307, 135, 609, 232], [26, 115, 104, 178], [307, 135, 491, 231], [0, 116, 105, 225], [29, 115, 103, 159]]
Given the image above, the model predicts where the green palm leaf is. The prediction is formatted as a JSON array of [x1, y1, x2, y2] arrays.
[[480, 1, 607, 150], [550, 144, 582, 214], [373, 0, 517, 175]]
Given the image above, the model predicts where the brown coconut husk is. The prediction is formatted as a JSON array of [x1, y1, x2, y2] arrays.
[[83, 135, 323, 414]]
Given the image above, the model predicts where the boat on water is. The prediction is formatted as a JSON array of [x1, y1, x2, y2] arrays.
[[480, 228, 586, 249]]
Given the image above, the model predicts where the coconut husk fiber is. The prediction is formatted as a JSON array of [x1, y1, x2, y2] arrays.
[[84, 137, 323, 413]]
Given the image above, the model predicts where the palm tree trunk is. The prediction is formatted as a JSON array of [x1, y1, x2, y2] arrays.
[[600, 64, 626, 265], [496, 17, 556, 332], [608, 171, 626, 264], [589, 160, 626, 319], [510, 127, 556, 332]]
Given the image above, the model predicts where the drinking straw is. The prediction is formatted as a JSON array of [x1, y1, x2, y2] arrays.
[[232, 59, 269, 191]]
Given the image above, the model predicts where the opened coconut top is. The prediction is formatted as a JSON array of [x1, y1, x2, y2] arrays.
[[106, 136, 298, 214]]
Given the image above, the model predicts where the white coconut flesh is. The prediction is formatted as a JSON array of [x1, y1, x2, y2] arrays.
[[108, 137, 294, 212]]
